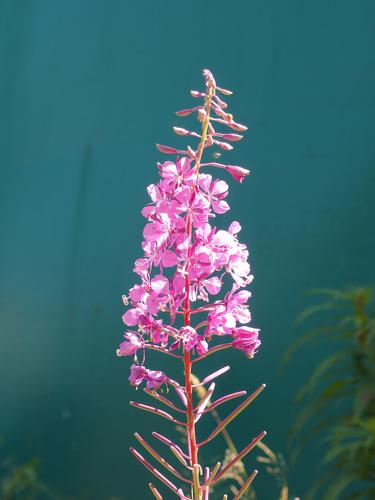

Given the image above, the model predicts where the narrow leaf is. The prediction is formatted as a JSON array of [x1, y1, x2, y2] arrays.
[[192, 343, 231, 363], [195, 366, 230, 386], [130, 447, 179, 495], [144, 388, 187, 414], [130, 401, 186, 426], [170, 446, 189, 468], [201, 461, 221, 488], [295, 351, 347, 401], [212, 431, 266, 484], [198, 385, 266, 446], [202, 391, 247, 414], [134, 433, 191, 484], [152, 432, 190, 460], [203, 467, 210, 500], [195, 383, 215, 423], [149, 483, 163, 500], [233, 470, 258, 499]]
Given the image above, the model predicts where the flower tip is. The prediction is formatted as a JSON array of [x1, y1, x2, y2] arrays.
[[217, 86, 233, 96]]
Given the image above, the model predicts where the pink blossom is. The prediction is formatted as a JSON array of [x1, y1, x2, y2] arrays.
[[117, 332, 144, 357], [129, 364, 148, 387], [232, 327, 261, 358], [128, 364, 168, 389], [171, 326, 208, 355], [158, 157, 195, 192], [145, 369, 168, 389], [199, 174, 230, 214]]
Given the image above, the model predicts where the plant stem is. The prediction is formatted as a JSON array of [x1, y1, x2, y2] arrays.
[[183, 83, 214, 499]]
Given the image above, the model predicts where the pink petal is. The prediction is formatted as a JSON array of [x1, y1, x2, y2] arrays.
[[210, 179, 228, 196], [212, 199, 230, 214], [123, 308, 139, 326], [161, 250, 179, 267], [151, 274, 169, 294], [203, 276, 222, 295], [228, 221, 241, 234]]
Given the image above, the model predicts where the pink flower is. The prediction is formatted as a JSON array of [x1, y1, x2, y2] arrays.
[[199, 174, 230, 214], [232, 327, 261, 358], [129, 364, 148, 387], [226, 165, 250, 183], [171, 326, 208, 355], [145, 369, 168, 389], [206, 303, 237, 336], [158, 157, 195, 192], [117, 332, 144, 357], [145, 274, 170, 314], [128, 364, 168, 389]]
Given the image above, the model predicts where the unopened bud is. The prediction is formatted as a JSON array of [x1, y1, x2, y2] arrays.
[[197, 108, 207, 123], [187, 146, 197, 159], [203, 68, 216, 88], [214, 140, 233, 151], [228, 121, 248, 132], [190, 90, 205, 98], [175, 106, 202, 116], [222, 133, 243, 142], [217, 86, 233, 95], [156, 144, 178, 154], [214, 94, 228, 109], [226, 165, 250, 182], [173, 127, 190, 136]]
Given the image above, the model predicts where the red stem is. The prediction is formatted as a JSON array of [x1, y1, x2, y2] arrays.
[[182, 82, 214, 497], [183, 220, 199, 470]]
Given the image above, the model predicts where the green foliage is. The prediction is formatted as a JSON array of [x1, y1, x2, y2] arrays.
[[0, 455, 46, 500], [286, 287, 375, 499]]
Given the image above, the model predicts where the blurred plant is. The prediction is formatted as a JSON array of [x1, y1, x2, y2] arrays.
[[191, 375, 298, 500], [0, 451, 47, 500], [116, 69, 267, 499], [283, 287, 375, 499]]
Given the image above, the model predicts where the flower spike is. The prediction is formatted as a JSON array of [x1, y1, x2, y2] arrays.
[[117, 69, 265, 498]]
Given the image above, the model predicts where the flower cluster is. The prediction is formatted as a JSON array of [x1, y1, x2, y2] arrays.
[[117, 69, 264, 500], [118, 152, 260, 382]]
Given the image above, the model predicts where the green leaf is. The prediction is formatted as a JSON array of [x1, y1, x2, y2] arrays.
[[280, 326, 334, 367], [295, 302, 344, 324], [357, 417, 375, 436], [295, 351, 348, 402], [322, 473, 357, 500]]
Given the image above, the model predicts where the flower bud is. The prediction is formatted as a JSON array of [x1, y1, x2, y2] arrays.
[[217, 86, 233, 95], [222, 133, 243, 142], [214, 94, 228, 109], [173, 127, 190, 136], [214, 140, 233, 151], [203, 68, 216, 88], [226, 165, 250, 182], [156, 144, 178, 154], [175, 106, 202, 116], [190, 90, 205, 98], [227, 121, 248, 132], [197, 108, 207, 123]]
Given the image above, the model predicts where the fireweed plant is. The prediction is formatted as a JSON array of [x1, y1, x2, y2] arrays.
[[117, 70, 266, 499]]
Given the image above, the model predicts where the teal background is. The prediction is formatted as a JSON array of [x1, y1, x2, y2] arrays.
[[1, 0, 375, 498]]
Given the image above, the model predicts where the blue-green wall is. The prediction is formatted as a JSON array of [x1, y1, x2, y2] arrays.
[[1, 1, 375, 498]]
